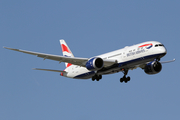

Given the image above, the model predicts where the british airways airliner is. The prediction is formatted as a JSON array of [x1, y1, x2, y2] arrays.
[[4, 40, 175, 83]]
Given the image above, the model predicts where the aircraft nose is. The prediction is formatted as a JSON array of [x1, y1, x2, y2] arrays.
[[160, 46, 167, 56], [163, 46, 167, 54]]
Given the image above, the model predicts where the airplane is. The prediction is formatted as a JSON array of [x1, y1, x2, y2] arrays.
[[4, 40, 175, 83]]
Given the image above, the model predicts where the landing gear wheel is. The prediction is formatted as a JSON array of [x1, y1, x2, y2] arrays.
[[99, 75, 102, 79], [92, 76, 95, 81], [127, 76, 130, 81], [120, 78, 123, 83], [92, 74, 102, 81], [120, 69, 131, 83]]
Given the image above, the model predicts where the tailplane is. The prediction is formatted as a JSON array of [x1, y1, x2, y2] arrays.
[[60, 39, 74, 67]]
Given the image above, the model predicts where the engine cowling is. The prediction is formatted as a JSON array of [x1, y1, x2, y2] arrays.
[[86, 57, 104, 71], [144, 61, 162, 75]]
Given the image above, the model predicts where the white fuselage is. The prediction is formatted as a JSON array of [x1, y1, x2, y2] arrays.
[[62, 41, 167, 79]]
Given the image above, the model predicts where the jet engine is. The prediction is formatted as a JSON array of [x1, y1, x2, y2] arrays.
[[86, 57, 104, 71], [144, 61, 162, 75]]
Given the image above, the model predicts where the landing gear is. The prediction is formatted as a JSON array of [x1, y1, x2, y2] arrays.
[[92, 74, 102, 81], [120, 69, 131, 83], [156, 58, 161, 61], [120, 76, 130, 83]]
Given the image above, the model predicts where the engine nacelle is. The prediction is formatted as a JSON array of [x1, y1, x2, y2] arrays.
[[86, 57, 104, 71], [144, 61, 162, 75]]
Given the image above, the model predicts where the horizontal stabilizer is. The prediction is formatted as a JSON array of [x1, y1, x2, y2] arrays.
[[160, 59, 175, 64], [33, 68, 67, 73]]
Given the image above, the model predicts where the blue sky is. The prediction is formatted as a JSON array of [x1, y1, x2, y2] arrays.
[[1, 0, 180, 120]]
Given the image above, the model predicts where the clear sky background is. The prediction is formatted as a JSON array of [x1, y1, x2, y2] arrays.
[[1, 0, 180, 120]]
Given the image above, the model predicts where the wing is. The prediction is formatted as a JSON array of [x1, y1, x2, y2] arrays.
[[4, 47, 117, 67], [33, 68, 67, 73], [138, 59, 176, 70], [4, 47, 88, 66], [160, 59, 175, 64]]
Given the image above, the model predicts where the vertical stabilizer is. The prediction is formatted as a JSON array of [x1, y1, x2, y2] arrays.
[[60, 39, 74, 67]]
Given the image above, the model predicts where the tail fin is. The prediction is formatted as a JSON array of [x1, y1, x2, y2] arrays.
[[60, 39, 74, 67]]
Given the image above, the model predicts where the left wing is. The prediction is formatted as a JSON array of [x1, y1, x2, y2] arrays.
[[4, 47, 117, 67], [33, 68, 67, 73], [4, 47, 88, 66]]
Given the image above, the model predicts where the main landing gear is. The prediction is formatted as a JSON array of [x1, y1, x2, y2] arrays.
[[120, 69, 131, 83], [92, 74, 102, 81]]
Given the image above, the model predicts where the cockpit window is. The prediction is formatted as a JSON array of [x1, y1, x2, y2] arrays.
[[155, 44, 164, 47]]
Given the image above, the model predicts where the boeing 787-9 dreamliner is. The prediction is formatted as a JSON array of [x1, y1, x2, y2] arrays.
[[4, 40, 175, 83]]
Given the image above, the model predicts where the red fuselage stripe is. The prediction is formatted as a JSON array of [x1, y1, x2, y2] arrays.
[[139, 43, 153, 48]]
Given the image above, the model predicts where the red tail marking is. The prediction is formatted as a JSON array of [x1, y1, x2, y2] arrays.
[[61, 44, 70, 53], [61, 44, 72, 68], [67, 63, 72, 68]]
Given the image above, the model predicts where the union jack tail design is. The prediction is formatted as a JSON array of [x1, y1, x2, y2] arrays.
[[60, 39, 74, 68]]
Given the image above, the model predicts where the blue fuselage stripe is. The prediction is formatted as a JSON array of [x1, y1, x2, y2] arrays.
[[74, 71, 95, 79], [74, 53, 165, 79]]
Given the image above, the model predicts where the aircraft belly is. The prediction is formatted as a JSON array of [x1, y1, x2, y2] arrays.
[[98, 53, 164, 75], [73, 71, 95, 79], [69, 67, 95, 79]]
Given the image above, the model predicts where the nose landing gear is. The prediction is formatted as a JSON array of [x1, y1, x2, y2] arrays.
[[120, 69, 131, 83]]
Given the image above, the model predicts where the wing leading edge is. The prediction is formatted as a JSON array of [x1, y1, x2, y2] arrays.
[[33, 68, 67, 73], [3, 47, 88, 66], [3, 47, 117, 67]]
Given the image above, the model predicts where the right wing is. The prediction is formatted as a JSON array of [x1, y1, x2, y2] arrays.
[[160, 59, 175, 64]]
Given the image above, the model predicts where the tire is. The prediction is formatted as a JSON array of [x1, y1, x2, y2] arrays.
[[99, 75, 102, 79], [120, 78, 123, 83], [92, 76, 95, 81], [127, 76, 130, 81]]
